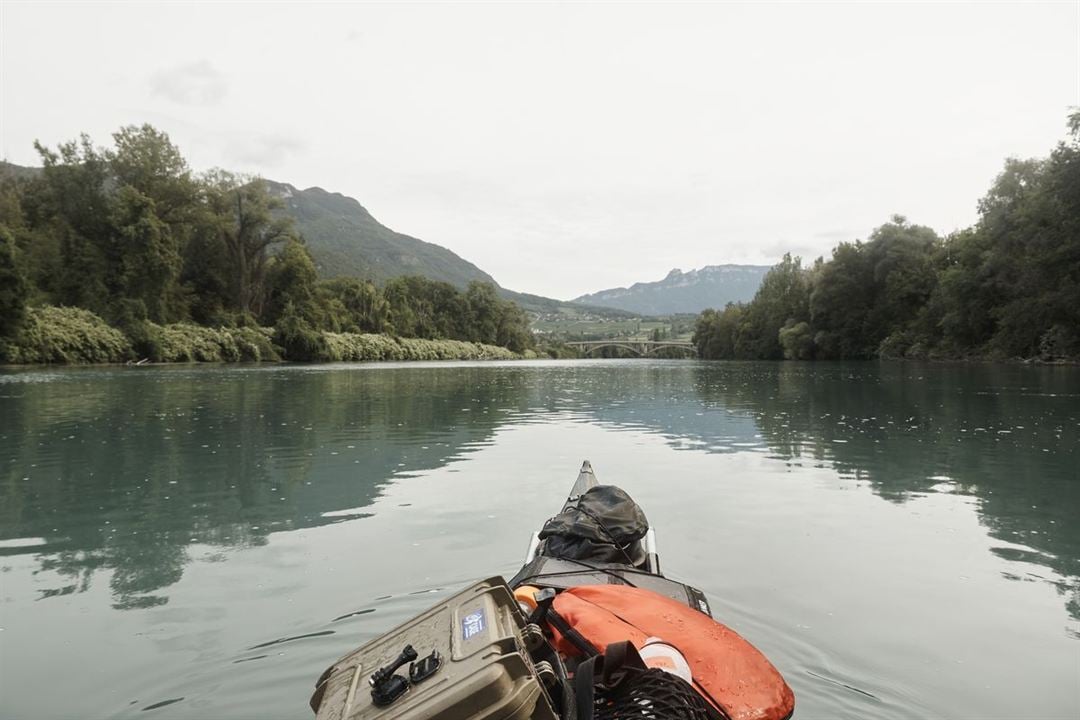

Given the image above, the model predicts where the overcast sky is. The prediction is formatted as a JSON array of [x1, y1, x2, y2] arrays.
[[2, 2, 1077, 299]]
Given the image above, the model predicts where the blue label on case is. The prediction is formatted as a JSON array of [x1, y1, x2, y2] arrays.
[[462, 609, 486, 640]]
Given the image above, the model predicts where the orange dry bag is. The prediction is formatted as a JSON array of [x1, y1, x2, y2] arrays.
[[549, 585, 794, 720]]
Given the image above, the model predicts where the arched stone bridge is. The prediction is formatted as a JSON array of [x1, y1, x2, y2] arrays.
[[565, 340, 697, 357]]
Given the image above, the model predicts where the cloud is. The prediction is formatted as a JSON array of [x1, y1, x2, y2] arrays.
[[813, 228, 855, 242], [222, 133, 306, 169], [761, 239, 825, 261], [150, 61, 228, 106]]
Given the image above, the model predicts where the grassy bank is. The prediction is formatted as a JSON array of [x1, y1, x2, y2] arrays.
[[0, 306, 530, 365]]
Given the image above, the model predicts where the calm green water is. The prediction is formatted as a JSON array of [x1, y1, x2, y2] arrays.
[[1, 360, 1077, 719]]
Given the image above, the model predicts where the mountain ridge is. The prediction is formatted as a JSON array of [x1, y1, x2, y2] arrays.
[[572, 264, 770, 315], [265, 179, 630, 316], [265, 179, 500, 289]]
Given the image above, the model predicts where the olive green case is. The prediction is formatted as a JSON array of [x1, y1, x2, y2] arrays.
[[311, 577, 558, 720]]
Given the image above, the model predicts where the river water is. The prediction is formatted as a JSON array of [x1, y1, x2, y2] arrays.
[[0, 360, 1077, 719]]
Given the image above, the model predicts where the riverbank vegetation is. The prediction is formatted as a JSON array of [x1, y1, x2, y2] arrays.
[[694, 113, 1080, 362], [0, 305, 521, 365], [0, 125, 534, 364]]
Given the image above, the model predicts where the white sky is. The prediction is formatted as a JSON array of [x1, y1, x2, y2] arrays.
[[1, 2, 1077, 300]]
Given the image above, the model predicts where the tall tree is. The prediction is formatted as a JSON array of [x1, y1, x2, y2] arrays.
[[33, 135, 112, 311], [692, 304, 744, 359], [321, 277, 389, 333], [735, 253, 810, 359], [495, 297, 532, 352], [0, 171, 60, 303], [265, 239, 319, 324], [466, 281, 501, 344], [0, 226, 29, 338], [111, 186, 179, 323], [864, 216, 940, 335], [809, 241, 873, 358], [203, 172, 296, 318], [109, 125, 196, 223]]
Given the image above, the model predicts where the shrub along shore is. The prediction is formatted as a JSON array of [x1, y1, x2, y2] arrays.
[[0, 306, 527, 365]]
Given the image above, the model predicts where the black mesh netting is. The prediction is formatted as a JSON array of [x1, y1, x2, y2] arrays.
[[590, 668, 718, 720]]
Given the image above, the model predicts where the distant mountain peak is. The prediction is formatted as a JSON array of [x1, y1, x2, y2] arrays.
[[572, 263, 770, 316], [269, 182, 296, 199]]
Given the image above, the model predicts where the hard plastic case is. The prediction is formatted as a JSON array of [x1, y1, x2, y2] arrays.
[[311, 577, 558, 720]]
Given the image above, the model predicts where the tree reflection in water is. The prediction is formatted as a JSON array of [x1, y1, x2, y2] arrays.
[[1, 361, 1076, 624]]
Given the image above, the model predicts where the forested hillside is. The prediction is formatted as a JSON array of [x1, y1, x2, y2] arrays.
[[264, 180, 498, 287], [0, 125, 534, 363], [693, 113, 1080, 362]]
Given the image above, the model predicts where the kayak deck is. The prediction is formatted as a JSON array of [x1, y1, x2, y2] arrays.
[[509, 460, 712, 616]]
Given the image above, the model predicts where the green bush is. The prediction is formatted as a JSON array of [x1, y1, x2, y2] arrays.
[[231, 326, 280, 362], [319, 332, 518, 362], [1038, 325, 1080, 361], [273, 307, 330, 361], [144, 323, 272, 363], [778, 320, 815, 360], [323, 332, 400, 361], [398, 337, 517, 361], [0, 306, 133, 364], [878, 330, 938, 360], [0, 306, 517, 365]]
